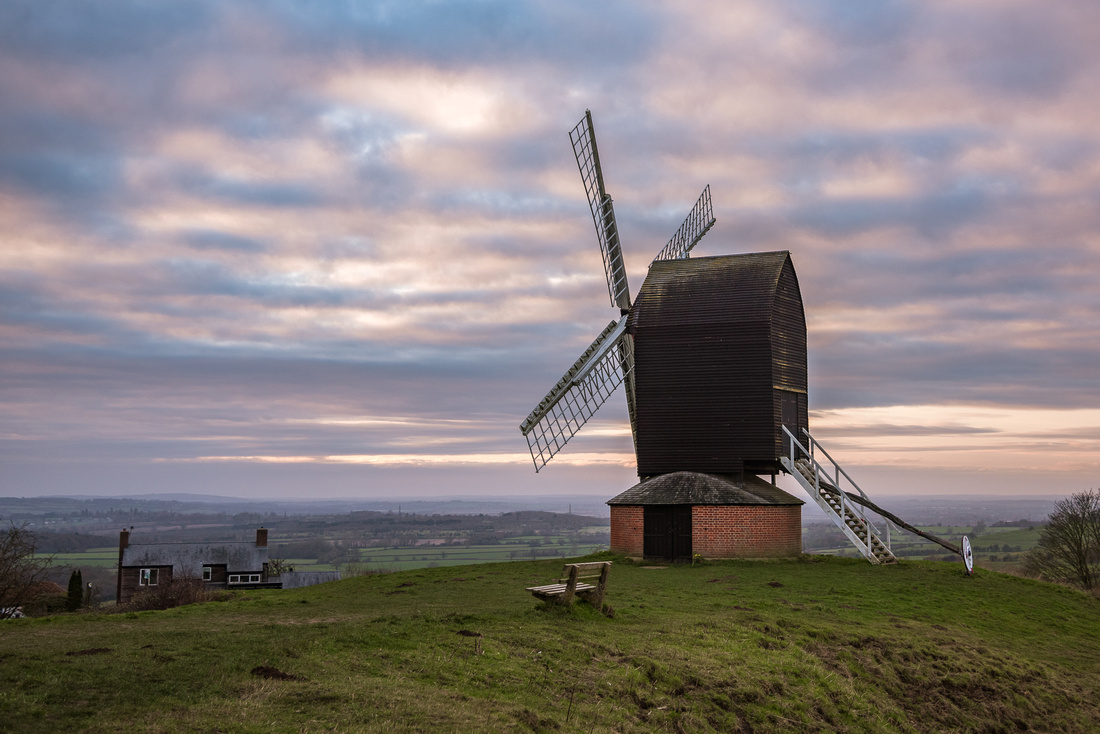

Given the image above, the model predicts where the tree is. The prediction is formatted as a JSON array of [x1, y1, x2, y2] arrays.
[[0, 522, 53, 619], [1022, 490, 1100, 590], [267, 558, 294, 576], [66, 568, 83, 612]]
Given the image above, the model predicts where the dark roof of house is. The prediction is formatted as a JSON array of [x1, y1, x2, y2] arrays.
[[120, 542, 268, 574], [606, 471, 804, 506]]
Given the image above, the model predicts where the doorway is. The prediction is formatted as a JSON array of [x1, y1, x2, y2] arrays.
[[643, 505, 693, 560]]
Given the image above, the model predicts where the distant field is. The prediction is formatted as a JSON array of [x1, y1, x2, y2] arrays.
[[50, 548, 119, 568], [47, 539, 608, 577], [807, 523, 1041, 568], [967, 526, 1042, 550]]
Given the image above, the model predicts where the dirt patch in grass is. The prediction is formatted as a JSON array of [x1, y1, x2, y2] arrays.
[[65, 648, 112, 656], [250, 665, 305, 681], [515, 706, 560, 732], [802, 635, 1097, 732]]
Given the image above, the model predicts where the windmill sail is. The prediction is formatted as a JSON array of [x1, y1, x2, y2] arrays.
[[520, 111, 714, 472], [653, 185, 716, 262], [571, 111, 631, 310], [520, 316, 635, 471]]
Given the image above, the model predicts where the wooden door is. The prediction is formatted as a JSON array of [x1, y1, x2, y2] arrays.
[[644, 505, 693, 560]]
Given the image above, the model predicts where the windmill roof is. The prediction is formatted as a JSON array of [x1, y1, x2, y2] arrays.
[[630, 251, 794, 329], [607, 471, 804, 506]]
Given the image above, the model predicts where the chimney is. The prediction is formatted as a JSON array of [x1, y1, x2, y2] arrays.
[[256, 528, 268, 547], [116, 529, 130, 606]]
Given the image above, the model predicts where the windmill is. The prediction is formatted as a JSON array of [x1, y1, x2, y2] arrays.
[[519, 110, 716, 473], [519, 111, 909, 565]]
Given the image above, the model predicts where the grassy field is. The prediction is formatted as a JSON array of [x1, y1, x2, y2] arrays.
[[51, 539, 609, 577], [806, 524, 1042, 569], [51, 549, 120, 568], [349, 540, 607, 572], [3, 554, 1098, 733]]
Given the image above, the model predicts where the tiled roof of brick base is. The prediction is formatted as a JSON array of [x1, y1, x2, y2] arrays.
[[607, 471, 804, 506]]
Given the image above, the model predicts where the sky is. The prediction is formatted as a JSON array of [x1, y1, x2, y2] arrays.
[[2, 0, 1099, 502]]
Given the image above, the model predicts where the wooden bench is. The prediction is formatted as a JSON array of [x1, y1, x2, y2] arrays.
[[526, 561, 611, 607]]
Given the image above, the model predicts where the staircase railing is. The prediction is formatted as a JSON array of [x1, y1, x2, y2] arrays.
[[781, 425, 898, 562]]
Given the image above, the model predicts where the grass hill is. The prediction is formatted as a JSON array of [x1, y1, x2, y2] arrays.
[[3, 555, 1098, 732]]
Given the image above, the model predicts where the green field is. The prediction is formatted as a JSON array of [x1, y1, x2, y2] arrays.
[[3, 554, 1099, 732], [349, 540, 607, 572], [50, 548, 120, 569], [49, 539, 608, 578], [806, 524, 1042, 569]]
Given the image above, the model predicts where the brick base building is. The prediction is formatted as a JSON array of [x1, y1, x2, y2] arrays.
[[607, 472, 803, 561]]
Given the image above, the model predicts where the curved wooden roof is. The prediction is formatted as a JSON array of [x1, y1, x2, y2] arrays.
[[629, 250, 797, 329]]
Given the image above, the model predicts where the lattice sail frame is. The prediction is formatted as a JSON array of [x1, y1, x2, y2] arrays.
[[654, 185, 716, 262], [520, 317, 635, 472], [570, 112, 631, 310], [519, 110, 716, 472]]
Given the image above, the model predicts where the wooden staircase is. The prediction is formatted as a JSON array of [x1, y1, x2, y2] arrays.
[[781, 427, 897, 565]]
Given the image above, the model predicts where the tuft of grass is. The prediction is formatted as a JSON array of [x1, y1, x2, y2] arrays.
[[1, 554, 1098, 732]]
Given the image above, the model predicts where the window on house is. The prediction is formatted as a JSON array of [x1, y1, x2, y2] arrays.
[[202, 566, 212, 581], [228, 574, 262, 584], [139, 568, 159, 586]]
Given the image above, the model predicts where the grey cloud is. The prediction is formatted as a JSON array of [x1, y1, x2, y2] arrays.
[[810, 341, 1100, 411], [817, 424, 1000, 438], [3, 1, 1100, 497], [0, 277, 142, 342], [779, 128, 990, 166], [0, 1, 213, 61], [942, 8, 1083, 97], [265, 0, 659, 69], [788, 182, 994, 239], [0, 109, 115, 154], [426, 188, 573, 220], [789, 0, 916, 48], [174, 171, 322, 208], [0, 152, 120, 200], [182, 230, 269, 253], [814, 246, 1094, 309], [316, 238, 378, 261], [152, 259, 365, 308]]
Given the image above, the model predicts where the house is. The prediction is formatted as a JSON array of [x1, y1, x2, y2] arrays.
[[115, 528, 339, 604]]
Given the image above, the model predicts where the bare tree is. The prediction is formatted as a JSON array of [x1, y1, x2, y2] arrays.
[[0, 522, 53, 618], [267, 557, 294, 576], [1022, 490, 1100, 590]]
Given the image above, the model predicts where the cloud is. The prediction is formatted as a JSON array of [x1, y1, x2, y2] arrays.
[[2, 0, 1100, 498]]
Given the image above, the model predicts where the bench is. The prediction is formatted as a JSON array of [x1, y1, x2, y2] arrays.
[[526, 561, 611, 607]]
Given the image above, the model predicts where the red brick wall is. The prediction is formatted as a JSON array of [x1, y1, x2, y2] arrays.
[[691, 505, 802, 558], [609, 504, 802, 559], [610, 506, 644, 556]]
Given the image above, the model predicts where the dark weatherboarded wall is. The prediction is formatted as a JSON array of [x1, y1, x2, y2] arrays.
[[629, 251, 807, 477]]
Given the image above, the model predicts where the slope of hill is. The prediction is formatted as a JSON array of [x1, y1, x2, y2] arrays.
[[3, 555, 1098, 732]]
